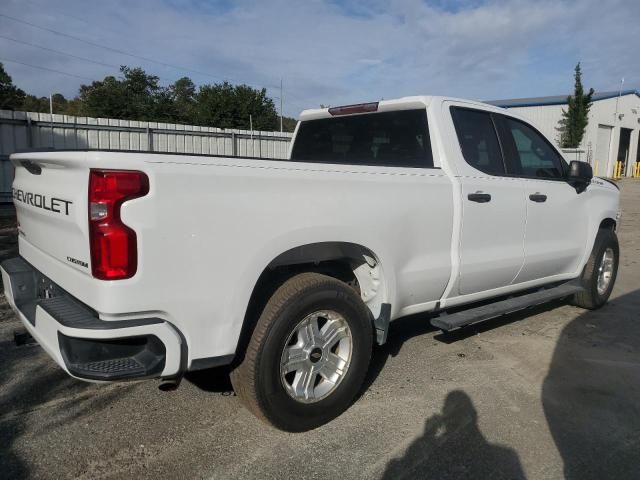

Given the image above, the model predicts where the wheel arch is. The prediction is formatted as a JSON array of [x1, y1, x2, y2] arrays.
[[576, 213, 618, 280], [232, 241, 391, 365], [599, 217, 616, 231]]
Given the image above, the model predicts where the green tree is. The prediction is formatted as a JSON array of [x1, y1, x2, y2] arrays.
[[557, 63, 594, 148], [0, 62, 26, 110], [77, 74, 126, 117], [20, 94, 49, 113], [169, 77, 196, 124], [21, 93, 81, 115], [281, 116, 297, 132], [77, 66, 164, 120], [1, 62, 283, 131], [195, 82, 278, 130]]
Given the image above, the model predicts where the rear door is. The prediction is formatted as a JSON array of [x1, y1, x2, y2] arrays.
[[450, 107, 527, 295], [495, 115, 588, 282]]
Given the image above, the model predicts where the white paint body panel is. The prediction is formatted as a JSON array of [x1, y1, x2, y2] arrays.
[[458, 176, 526, 295], [515, 178, 588, 283], [3, 96, 620, 375]]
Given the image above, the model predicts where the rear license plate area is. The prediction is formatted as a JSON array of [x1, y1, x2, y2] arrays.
[[36, 273, 63, 300]]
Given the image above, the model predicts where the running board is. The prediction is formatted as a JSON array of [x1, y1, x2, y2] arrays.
[[430, 283, 584, 332]]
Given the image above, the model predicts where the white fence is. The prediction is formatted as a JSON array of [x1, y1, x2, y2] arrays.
[[0, 109, 294, 203]]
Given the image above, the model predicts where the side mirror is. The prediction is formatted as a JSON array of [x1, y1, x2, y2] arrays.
[[568, 160, 593, 181], [567, 160, 593, 192]]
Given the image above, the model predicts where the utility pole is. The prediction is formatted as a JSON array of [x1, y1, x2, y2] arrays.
[[614, 77, 624, 122], [250, 114, 254, 155], [280, 79, 283, 133], [49, 94, 54, 146], [613, 77, 625, 178]]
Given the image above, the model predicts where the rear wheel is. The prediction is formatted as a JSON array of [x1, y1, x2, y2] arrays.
[[572, 228, 619, 309], [230, 272, 373, 431]]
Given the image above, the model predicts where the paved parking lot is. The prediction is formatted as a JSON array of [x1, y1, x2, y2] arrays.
[[1, 180, 639, 480]]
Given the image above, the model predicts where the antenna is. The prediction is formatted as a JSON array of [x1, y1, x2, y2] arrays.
[[280, 79, 283, 133]]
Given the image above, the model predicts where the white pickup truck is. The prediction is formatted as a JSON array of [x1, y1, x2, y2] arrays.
[[2, 96, 620, 431]]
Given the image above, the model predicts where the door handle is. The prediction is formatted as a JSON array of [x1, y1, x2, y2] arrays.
[[468, 192, 492, 203], [529, 193, 547, 203]]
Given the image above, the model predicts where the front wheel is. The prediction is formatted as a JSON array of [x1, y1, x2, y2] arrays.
[[572, 228, 619, 309], [230, 272, 373, 432]]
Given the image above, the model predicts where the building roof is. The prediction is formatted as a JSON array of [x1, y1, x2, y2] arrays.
[[486, 89, 640, 108]]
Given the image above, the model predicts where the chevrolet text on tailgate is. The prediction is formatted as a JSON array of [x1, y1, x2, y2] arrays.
[[1, 96, 620, 431]]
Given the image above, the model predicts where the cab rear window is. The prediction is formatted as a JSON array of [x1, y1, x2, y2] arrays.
[[290, 109, 434, 168]]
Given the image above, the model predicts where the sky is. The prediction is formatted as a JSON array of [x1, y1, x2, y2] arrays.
[[0, 0, 638, 117]]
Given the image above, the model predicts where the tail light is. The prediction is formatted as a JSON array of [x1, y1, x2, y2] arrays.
[[89, 169, 149, 280]]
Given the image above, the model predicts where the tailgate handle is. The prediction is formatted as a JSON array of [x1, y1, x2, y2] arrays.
[[21, 160, 42, 175]]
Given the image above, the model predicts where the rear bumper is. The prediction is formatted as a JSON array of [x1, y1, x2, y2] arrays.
[[1, 257, 184, 381]]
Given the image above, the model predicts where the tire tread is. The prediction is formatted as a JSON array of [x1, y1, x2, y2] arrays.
[[572, 228, 619, 309], [230, 272, 369, 428]]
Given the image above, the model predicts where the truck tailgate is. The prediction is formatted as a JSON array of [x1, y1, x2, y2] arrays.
[[11, 152, 91, 276]]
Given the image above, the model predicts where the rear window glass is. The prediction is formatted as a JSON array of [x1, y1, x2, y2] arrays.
[[450, 107, 505, 175], [290, 109, 434, 168]]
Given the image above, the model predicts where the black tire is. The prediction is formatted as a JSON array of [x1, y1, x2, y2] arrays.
[[230, 272, 373, 432], [572, 228, 619, 309]]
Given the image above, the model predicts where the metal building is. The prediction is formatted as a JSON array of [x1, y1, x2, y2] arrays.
[[487, 90, 640, 178]]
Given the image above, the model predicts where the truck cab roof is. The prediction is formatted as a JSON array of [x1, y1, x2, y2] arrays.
[[299, 95, 504, 121]]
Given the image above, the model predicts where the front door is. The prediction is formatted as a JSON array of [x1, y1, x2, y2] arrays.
[[496, 115, 588, 283]]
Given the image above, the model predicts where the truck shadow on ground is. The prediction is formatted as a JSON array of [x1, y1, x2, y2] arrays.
[[542, 289, 640, 480], [379, 289, 640, 480], [185, 365, 233, 393]]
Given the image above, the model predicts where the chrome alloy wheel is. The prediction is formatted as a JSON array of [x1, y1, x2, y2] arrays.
[[280, 310, 353, 404], [596, 247, 615, 296]]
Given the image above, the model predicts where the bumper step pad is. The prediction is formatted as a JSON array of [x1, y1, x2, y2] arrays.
[[58, 333, 166, 381], [74, 358, 147, 377]]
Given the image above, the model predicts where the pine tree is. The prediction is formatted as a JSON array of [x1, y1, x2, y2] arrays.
[[557, 63, 594, 148]]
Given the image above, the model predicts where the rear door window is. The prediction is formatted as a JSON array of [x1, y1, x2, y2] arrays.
[[450, 107, 505, 175], [290, 109, 434, 168]]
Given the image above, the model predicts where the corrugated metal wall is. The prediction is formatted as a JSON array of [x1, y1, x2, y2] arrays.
[[0, 109, 294, 202]]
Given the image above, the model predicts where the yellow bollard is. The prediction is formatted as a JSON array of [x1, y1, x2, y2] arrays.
[[612, 161, 621, 180]]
